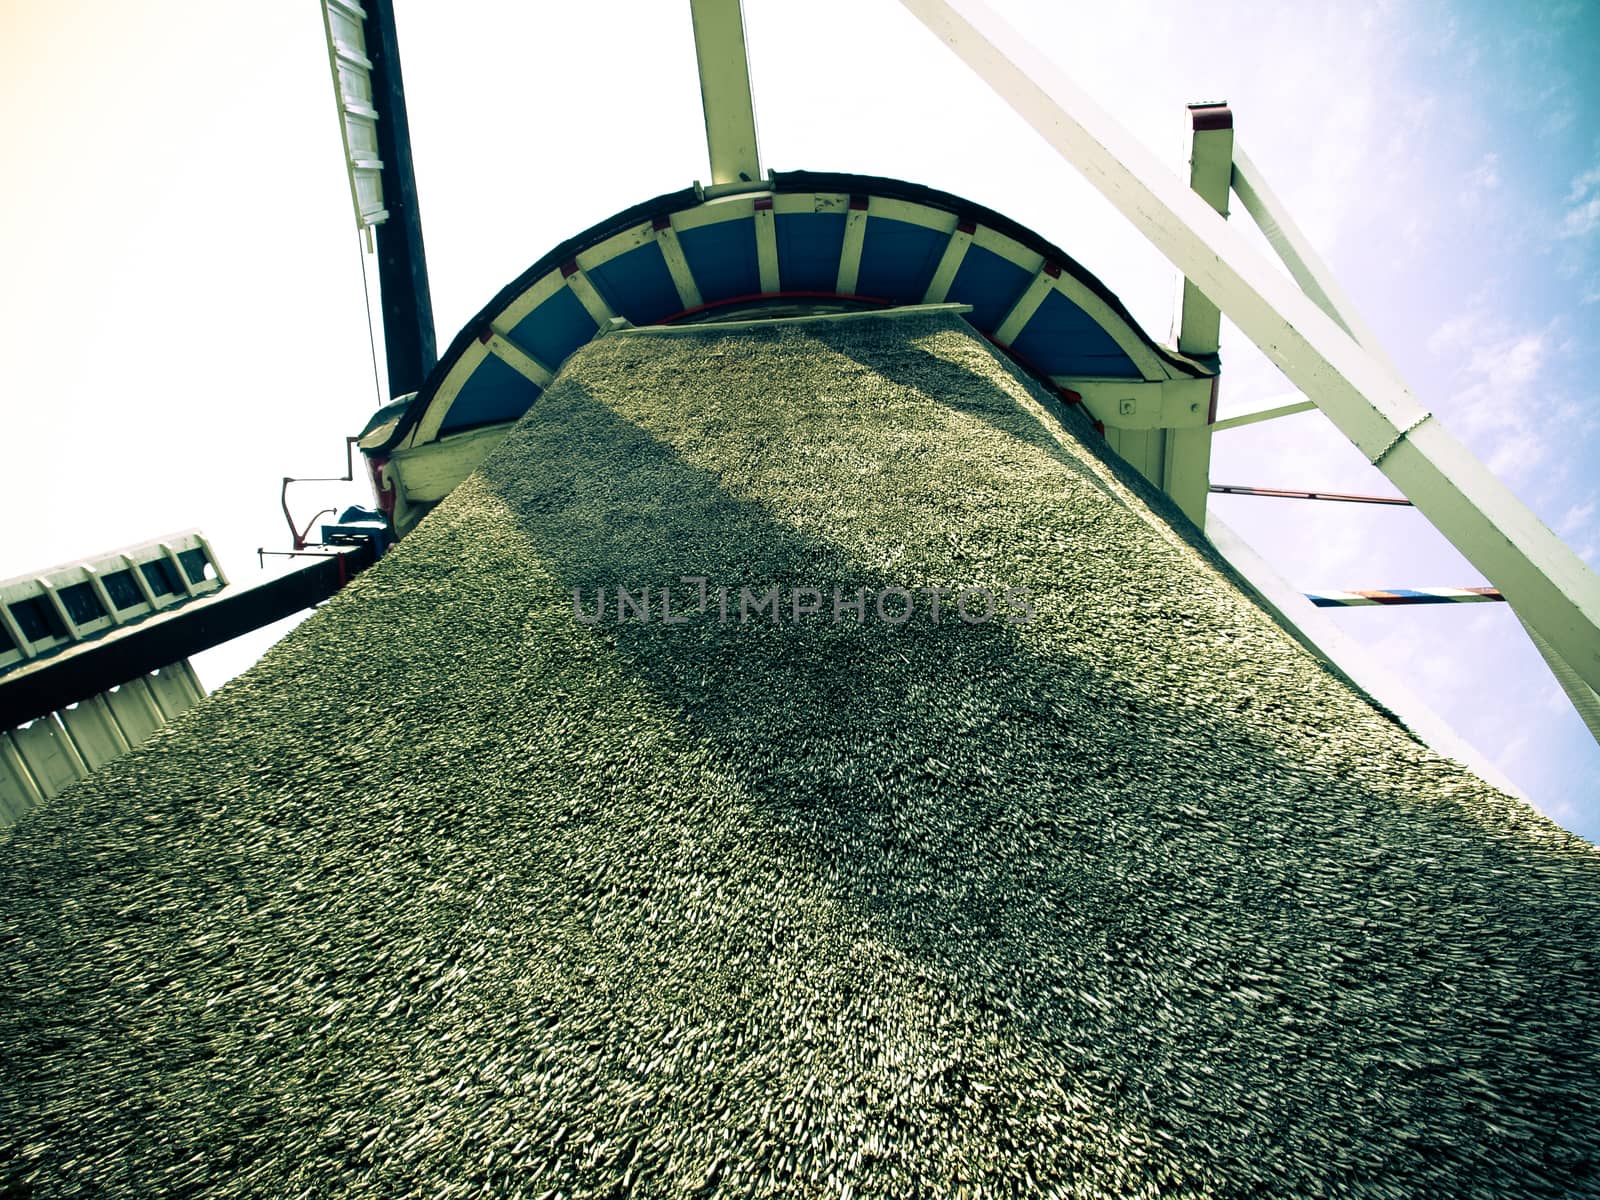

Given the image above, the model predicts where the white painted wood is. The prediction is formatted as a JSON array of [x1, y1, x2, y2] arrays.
[[1519, 616, 1600, 745], [58, 695, 131, 771], [992, 270, 1054, 346], [899, 0, 1600, 692], [12, 716, 87, 800], [1060, 378, 1212, 431], [1174, 114, 1232, 356], [1211, 395, 1318, 432], [320, 0, 388, 230], [613, 302, 974, 337], [1230, 146, 1401, 378], [410, 340, 489, 445], [970, 224, 1043, 273], [486, 332, 555, 386], [562, 267, 617, 329], [34, 579, 79, 639], [922, 226, 974, 303], [1050, 270, 1172, 381], [835, 205, 869, 295], [689, 0, 762, 186], [391, 422, 515, 503], [753, 200, 781, 294], [1162, 426, 1213, 527], [493, 271, 565, 332], [145, 666, 202, 722], [0, 732, 43, 824], [104, 679, 165, 747], [654, 222, 704, 310]]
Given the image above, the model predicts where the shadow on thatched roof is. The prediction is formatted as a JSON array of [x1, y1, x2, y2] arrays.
[[1, 312, 1596, 1198]]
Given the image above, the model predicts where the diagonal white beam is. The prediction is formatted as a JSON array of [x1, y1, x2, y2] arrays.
[[898, 0, 1600, 693], [1231, 140, 1600, 745], [689, 0, 763, 187], [1229, 146, 1402, 379]]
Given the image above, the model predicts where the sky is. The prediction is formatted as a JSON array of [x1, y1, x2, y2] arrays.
[[1, 1, 1596, 838]]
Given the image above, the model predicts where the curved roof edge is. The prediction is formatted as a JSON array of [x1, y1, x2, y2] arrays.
[[369, 171, 1212, 455]]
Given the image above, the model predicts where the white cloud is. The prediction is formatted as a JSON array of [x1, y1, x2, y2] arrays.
[[1487, 432, 1548, 479], [1425, 311, 1565, 484], [1466, 153, 1500, 195], [1558, 498, 1596, 538], [1561, 198, 1600, 239], [1559, 165, 1600, 238], [1565, 166, 1600, 205]]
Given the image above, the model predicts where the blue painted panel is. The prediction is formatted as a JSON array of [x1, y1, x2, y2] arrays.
[[1009, 289, 1141, 378], [775, 211, 846, 293], [676, 218, 760, 301], [946, 245, 1033, 333], [856, 218, 947, 303], [508, 286, 598, 369], [587, 242, 683, 324], [440, 352, 541, 434]]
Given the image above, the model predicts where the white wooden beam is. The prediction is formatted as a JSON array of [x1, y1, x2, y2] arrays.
[[922, 221, 974, 303], [689, 0, 763, 187], [1211, 394, 1318, 432], [561, 262, 617, 329], [485, 329, 555, 386], [753, 196, 780, 294], [653, 217, 704, 310], [835, 198, 870, 295], [898, 0, 1600, 692], [993, 267, 1055, 346], [1173, 104, 1232, 356], [1229, 146, 1401, 378], [1518, 615, 1600, 745]]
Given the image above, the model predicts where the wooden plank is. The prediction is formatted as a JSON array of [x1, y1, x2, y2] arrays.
[[0, 732, 43, 824], [58, 694, 132, 770], [12, 717, 87, 800]]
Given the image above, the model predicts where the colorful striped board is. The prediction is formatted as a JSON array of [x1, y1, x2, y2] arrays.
[[1305, 587, 1505, 608]]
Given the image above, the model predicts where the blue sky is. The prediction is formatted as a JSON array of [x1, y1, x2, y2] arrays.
[[1, 1, 1596, 837]]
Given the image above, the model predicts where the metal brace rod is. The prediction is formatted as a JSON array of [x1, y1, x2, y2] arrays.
[[1209, 484, 1414, 507], [896, 0, 1600, 693]]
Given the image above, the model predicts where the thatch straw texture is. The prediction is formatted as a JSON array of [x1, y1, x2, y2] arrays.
[[2, 311, 1596, 1198]]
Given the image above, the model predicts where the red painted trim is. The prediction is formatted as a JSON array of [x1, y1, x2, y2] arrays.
[[560, 260, 579, 278], [1189, 103, 1233, 132], [849, 194, 870, 211]]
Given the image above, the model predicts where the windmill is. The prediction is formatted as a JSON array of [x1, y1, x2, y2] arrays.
[[2, 1, 1593, 817], [0, 5, 1598, 1195]]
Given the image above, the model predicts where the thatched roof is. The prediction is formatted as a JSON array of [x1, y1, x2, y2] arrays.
[[2, 311, 1596, 1198]]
